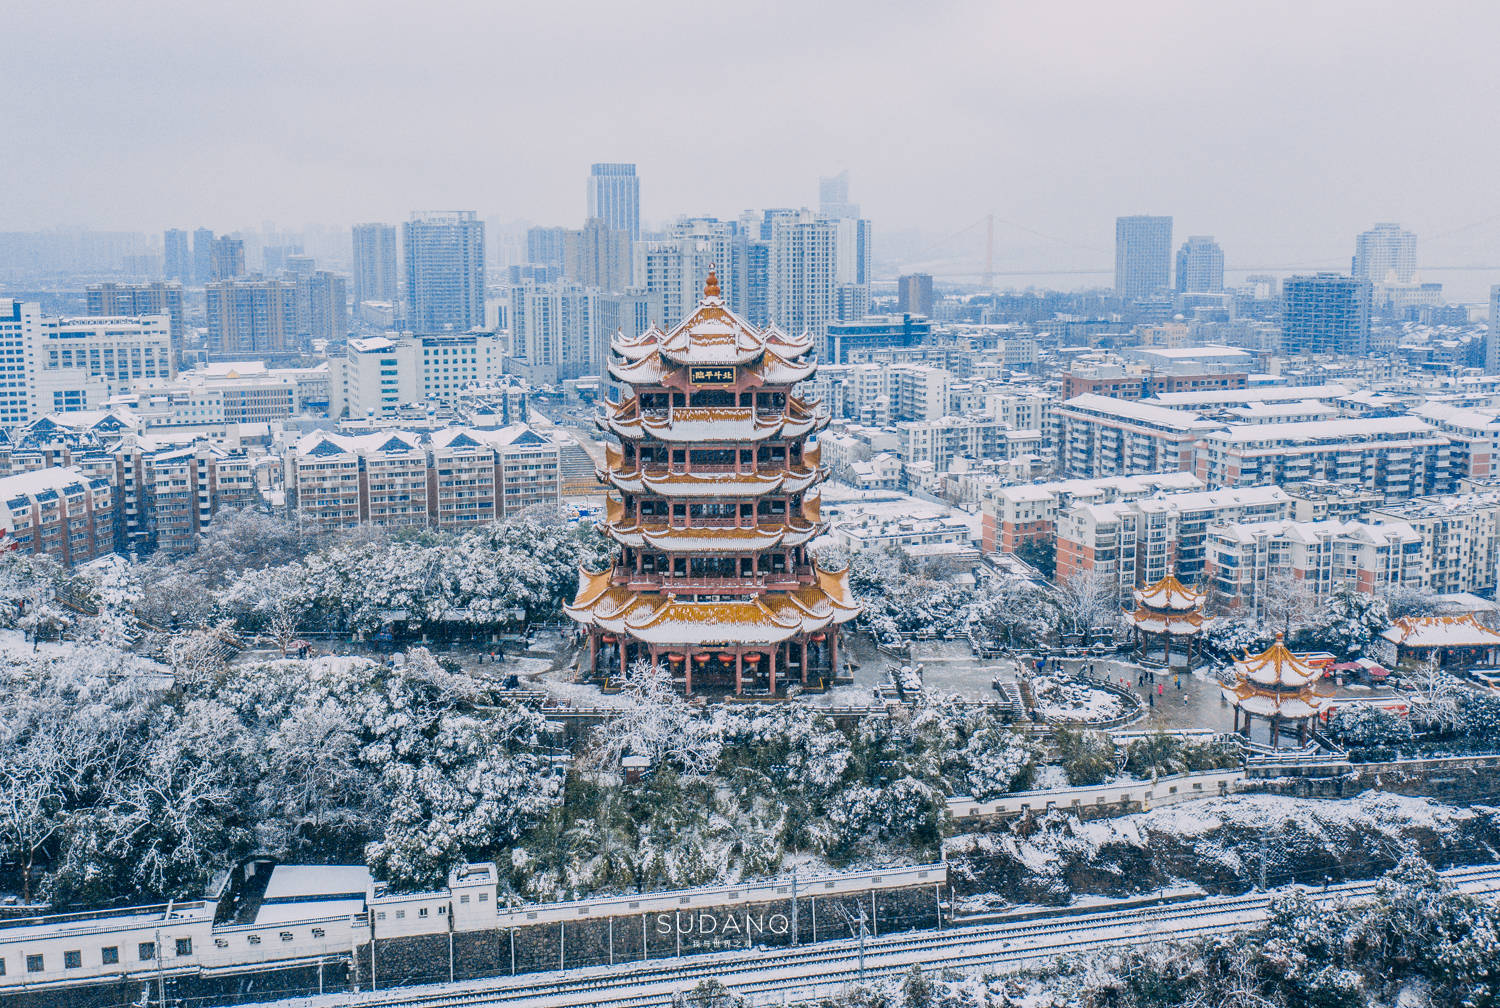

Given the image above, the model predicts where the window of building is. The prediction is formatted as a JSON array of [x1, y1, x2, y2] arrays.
[[64, 950, 82, 969], [175, 938, 192, 957], [138, 942, 155, 961], [27, 955, 44, 973]]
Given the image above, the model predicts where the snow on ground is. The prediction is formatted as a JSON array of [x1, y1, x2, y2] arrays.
[[1030, 674, 1125, 723]]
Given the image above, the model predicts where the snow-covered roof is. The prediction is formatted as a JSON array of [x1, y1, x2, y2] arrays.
[[1380, 614, 1500, 649]]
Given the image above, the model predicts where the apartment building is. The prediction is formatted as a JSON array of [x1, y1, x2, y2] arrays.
[[1207, 518, 1423, 613], [285, 424, 560, 530], [113, 438, 260, 555], [1369, 493, 1500, 597], [1194, 416, 1454, 498], [0, 467, 114, 566], [1053, 394, 1219, 478], [1412, 402, 1500, 480], [895, 416, 1044, 473], [979, 471, 1203, 554], [1054, 485, 1291, 600], [1061, 366, 1248, 401]]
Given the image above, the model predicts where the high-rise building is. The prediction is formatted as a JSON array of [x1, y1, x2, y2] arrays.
[[832, 217, 872, 320], [740, 238, 771, 326], [564, 218, 631, 292], [586, 163, 640, 242], [192, 227, 215, 285], [637, 232, 723, 330], [205, 278, 299, 355], [210, 235, 246, 281], [1281, 274, 1372, 355], [84, 282, 185, 341], [1115, 215, 1173, 299], [1174, 236, 1225, 293], [0, 300, 39, 428], [508, 280, 600, 383], [163, 229, 191, 283], [298, 270, 349, 342], [1353, 222, 1417, 283], [351, 223, 399, 307], [768, 210, 838, 345], [897, 273, 935, 316], [526, 226, 568, 269], [818, 171, 859, 219], [403, 211, 485, 334]]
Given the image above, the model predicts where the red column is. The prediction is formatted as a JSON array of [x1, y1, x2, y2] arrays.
[[619, 638, 627, 679], [589, 632, 598, 676], [768, 653, 776, 696], [685, 659, 693, 696], [735, 652, 743, 695]]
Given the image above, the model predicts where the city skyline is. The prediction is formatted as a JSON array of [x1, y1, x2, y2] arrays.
[[4, 2, 1499, 278]]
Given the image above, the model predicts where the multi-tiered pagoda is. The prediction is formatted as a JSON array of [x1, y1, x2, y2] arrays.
[[566, 272, 859, 697]]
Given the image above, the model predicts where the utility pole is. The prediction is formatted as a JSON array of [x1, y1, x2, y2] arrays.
[[856, 906, 868, 982], [790, 869, 798, 946]]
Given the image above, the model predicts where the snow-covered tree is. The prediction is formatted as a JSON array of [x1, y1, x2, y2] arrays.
[[968, 573, 1058, 649], [587, 661, 721, 777], [1054, 568, 1121, 637], [1260, 571, 1314, 639], [1304, 580, 1389, 656]]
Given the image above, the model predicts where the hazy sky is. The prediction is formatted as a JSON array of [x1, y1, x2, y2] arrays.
[[6, 1, 1499, 276]]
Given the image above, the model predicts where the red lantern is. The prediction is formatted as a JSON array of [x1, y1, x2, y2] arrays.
[[744, 653, 762, 663], [669, 653, 685, 663], [694, 653, 710, 663], [601, 635, 617, 644], [719, 652, 736, 663], [810, 633, 826, 642]]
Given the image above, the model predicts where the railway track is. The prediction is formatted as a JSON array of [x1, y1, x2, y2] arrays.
[[309, 864, 1500, 1008]]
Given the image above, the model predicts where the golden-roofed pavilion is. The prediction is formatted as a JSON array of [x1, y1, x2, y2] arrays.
[[1126, 571, 1214, 669], [1221, 632, 1332, 748]]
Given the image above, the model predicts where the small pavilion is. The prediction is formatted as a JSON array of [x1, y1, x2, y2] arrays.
[[1126, 572, 1214, 670], [1379, 614, 1500, 671], [1221, 633, 1331, 748]]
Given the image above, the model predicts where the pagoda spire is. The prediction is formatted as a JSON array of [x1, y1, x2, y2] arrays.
[[703, 269, 720, 299]]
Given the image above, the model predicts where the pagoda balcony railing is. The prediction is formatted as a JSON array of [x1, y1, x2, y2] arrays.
[[622, 570, 812, 592]]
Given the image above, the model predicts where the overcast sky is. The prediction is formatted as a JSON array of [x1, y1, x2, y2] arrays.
[[5, 1, 1499, 277]]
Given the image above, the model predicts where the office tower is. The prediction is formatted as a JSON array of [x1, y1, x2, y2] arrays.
[[818, 171, 860, 219], [1353, 222, 1417, 283], [351, 223, 399, 307], [897, 274, 935, 316], [508, 280, 600, 382], [299, 270, 348, 342], [768, 210, 839, 343], [1114, 215, 1173, 299], [205, 278, 299, 355], [192, 227, 215, 284], [1281, 274, 1372, 354], [85, 281, 186, 340], [210, 235, 246, 280], [1488, 285, 1500, 374], [597, 290, 659, 346], [564, 218, 631, 291], [164, 229, 191, 282], [526, 226, 568, 268], [403, 211, 486, 334], [1174, 236, 1226, 293], [587, 164, 640, 242]]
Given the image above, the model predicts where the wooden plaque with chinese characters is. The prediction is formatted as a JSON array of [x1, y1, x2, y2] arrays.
[[688, 365, 736, 386]]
